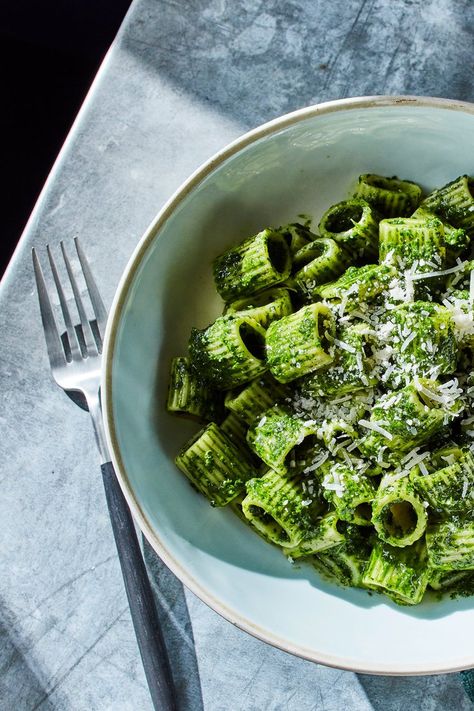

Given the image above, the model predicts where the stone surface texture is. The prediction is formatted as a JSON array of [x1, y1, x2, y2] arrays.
[[2, 0, 474, 708]]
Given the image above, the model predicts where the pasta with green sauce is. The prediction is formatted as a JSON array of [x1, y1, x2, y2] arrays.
[[167, 174, 474, 606]]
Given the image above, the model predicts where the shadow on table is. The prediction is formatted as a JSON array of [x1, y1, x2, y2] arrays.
[[357, 671, 471, 711], [119, 0, 473, 130], [143, 538, 204, 711], [0, 609, 56, 710]]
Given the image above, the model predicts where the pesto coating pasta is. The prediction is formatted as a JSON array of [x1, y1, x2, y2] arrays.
[[429, 443, 465, 470], [358, 380, 457, 461], [411, 206, 469, 256], [167, 356, 224, 422], [379, 216, 447, 271], [384, 302, 457, 383], [266, 303, 335, 383], [293, 237, 347, 298], [175, 423, 256, 506], [429, 569, 474, 591], [242, 468, 324, 548], [371, 473, 428, 547], [278, 221, 316, 254], [225, 287, 293, 328], [362, 540, 430, 605], [316, 418, 358, 453], [414, 449, 474, 515], [286, 511, 344, 559], [314, 263, 396, 310], [318, 198, 379, 259], [318, 462, 377, 526], [246, 404, 321, 474], [189, 314, 267, 389], [224, 373, 289, 426], [354, 174, 422, 217], [169, 172, 474, 607], [213, 228, 291, 301], [426, 516, 474, 571], [421, 175, 474, 236], [313, 522, 373, 588], [302, 322, 378, 397], [220, 412, 250, 453]]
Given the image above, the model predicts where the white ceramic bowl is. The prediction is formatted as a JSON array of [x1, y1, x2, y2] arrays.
[[103, 96, 474, 675]]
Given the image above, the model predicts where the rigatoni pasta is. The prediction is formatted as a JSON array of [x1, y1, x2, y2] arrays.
[[167, 172, 474, 606]]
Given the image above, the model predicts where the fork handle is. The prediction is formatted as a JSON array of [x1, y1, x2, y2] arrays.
[[101, 461, 177, 711]]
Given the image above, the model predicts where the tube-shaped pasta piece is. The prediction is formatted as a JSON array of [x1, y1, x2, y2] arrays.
[[175, 422, 256, 506], [443, 258, 474, 292], [225, 287, 292, 328], [241, 468, 324, 548], [318, 462, 376, 526], [354, 173, 422, 217], [429, 569, 474, 591], [293, 237, 347, 298], [318, 198, 379, 259], [421, 175, 474, 236], [278, 222, 316, 254], [220, 412, 257, 465], [221, 411, 247, 444], [189, 314, 267, 389], [285, 512, 344, 559], [438, 289, 474, 348], [224, 373, 289, 426], [443, 292, 474, 366], [411, 206, 468, 255], [302, 323, 378, 397], [362, 540, 430, 605], [314, 264, 396, 311], [317, 419, 358, 452], [313, 522, 373, 587], [429, 443, 465, 470], [385, 302, 457, 383], [213, 229, 291, 301], [316, 419, 382, 476], [427, 517, 474, 571], [379, 217, 446, 271], [247, 404, 322, 474], [266, 303, 335, 383], [227, 492, 248, 524], [291, 238, 333, 271], [358, 380, 458, 461], [372, 473, 428, 547], [315, 419, 382, 476], [415, 448, 474, 515], [167, 356, 224, 422]]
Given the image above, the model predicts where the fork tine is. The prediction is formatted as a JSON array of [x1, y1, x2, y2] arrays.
[[74, 238, 108, 342], [32, 248, 67, 368], [47, 245, 82, 361], [60, 241, 98, 357]]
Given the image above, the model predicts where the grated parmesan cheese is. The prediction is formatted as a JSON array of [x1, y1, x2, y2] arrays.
[[400, 331, 417, 352], [303, 451, 329, 473], [334, 339, 356, 354], [418, 459, 429, 476], [411, 262, 468, 281], [358, 419, 393, 440]]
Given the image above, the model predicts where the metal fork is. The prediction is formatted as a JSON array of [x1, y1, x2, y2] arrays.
[[32, 239, 176, 711]]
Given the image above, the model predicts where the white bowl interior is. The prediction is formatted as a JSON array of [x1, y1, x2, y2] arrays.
[[105, 101, 474, 673]]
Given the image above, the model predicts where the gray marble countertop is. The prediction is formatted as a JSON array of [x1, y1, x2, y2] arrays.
[[2, 1, 474, 709]]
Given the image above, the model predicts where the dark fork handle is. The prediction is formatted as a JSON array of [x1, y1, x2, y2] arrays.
[[101, 461, 177, 711]]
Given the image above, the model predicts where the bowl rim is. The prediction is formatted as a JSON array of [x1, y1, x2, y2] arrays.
[[102, 94, 474, 676]]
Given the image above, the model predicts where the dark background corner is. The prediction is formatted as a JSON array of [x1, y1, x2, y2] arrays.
[[1, 0, 132, 276]]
